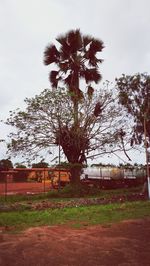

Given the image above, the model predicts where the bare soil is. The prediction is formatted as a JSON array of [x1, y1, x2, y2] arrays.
[[0, 218, 150, 266], [0, 182, 50, 195]]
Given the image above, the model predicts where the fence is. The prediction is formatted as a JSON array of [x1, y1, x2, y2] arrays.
[[0, 166, 146, 198], [0, 168, 70, 198], [0, 174, 50, 198]]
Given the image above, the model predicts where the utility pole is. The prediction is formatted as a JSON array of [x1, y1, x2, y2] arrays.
[[44, 167, 46, 193], [58, 102, 61, 192], [5, 173, 7, 201], [58, 135, 61, 191], [144, 114, 150, 199]]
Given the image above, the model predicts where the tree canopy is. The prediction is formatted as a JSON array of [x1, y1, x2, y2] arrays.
[[32, 160, 49, 168], [15, 163, 27, 168], [44, 29, 104, 102], [44, 29, 105, 128], [6, 87, 128, 182], [0, 159, 13, 170], [116, 73, 150, 147]]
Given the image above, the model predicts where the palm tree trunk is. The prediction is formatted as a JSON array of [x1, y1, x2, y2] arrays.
[[72, 72, 79, 126], [74, 101, 78, 126]]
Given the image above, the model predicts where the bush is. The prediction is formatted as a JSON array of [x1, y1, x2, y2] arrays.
[[48, 183, 101, 198]]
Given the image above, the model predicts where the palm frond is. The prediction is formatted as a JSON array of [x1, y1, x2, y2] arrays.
[[83, 35, 93, 48], [56, 35, 66, 45], [56, 33, 72, 60], [64, 74, 72, 86], [49, 71, 59, 88], [88, 56, 101, 67], [59, 62, 69, 73], [89, 39, 104, 53], [67, 29, 82, 52], [84, 68, 102, 84], [87, 86, 94, 99], [60, 43, 71, 60], [94, 102, 102, 117], [44, 45, 60, 65]]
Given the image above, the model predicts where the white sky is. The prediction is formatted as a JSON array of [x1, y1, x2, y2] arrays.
[[0, 0, 149, 165]]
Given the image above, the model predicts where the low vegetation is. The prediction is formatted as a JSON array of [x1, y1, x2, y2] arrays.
[[0, 186, 149, 232], [0, 185, 143, 203], [0, 201, 149, 232]]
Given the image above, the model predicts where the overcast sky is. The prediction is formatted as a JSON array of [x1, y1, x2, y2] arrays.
[[0, 0, 150, 165]]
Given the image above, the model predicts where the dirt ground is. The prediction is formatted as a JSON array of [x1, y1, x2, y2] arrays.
[[0, 218, 150, 266], [0, 182, 50, 195]]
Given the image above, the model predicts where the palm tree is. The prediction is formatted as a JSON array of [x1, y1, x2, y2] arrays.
[[44, 29, 104, 122], [43, 29, 104, 183]]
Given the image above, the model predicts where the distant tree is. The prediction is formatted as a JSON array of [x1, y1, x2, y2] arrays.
[[0, 159, 13, 170], [116, 73, 150, 193], [13, 163, 28, 182], [91, 163, 116, 168], [119, 163, 133, 169], [116, 73, 150, 147], [15, 163, 27, 168], [91, 163, 105, 167], [32, 160, 49, 168]]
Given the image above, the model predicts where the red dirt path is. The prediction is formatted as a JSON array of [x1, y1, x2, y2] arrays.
[[0, 218, 150, 266]]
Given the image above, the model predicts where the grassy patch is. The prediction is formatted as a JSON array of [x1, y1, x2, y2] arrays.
[[0, 201, 149, 231]]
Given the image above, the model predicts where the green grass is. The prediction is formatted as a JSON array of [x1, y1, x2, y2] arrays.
[[0, 201, 149, 232]]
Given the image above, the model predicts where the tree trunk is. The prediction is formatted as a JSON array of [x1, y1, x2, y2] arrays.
[[74, 101, 79, 126], [69, 163, 82, 185], [142, 180, 148, 196], [72, 72, 79, 126]]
